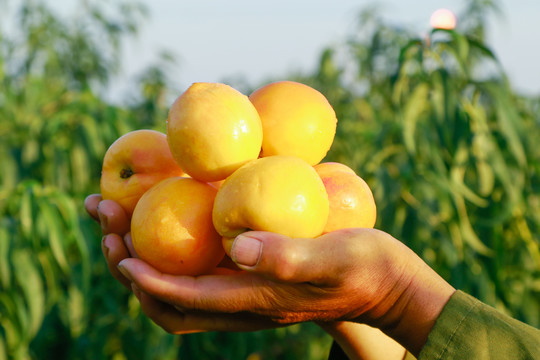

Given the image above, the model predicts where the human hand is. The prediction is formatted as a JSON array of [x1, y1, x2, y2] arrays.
[[84, 194, 453, 357], [116, 228, 454, 356]]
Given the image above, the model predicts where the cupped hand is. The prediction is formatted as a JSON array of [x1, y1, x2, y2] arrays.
[[116, 229, 454, 356], [84, 194, 454, 356], [117, 229, 409, 325]]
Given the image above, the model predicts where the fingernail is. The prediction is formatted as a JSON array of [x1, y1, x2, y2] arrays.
[[231, 235, 262, 267], [117, 260, 132, 281]]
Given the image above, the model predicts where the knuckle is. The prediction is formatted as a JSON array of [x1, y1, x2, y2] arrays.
[[272, 245, 302, 282]]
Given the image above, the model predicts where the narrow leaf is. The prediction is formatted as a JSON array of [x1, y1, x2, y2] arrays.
[[38, 201, 69, 274], [12, 249, 45, 339], [402, 83, 429, 154], [67, 285, 86, 337], [19, 187, 33, 240], [452, 193, 493, 256], [0, 227, 10, 289]]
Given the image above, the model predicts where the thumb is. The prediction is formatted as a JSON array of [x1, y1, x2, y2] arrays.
[[223, 231, 341, 284]]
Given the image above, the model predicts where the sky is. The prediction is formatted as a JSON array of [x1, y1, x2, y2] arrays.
[[18, 0, 540, 100], [115, 0, 539, 99]]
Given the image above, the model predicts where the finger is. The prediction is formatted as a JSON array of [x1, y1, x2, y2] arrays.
[[123, 233, 139, 258], [132, 283, 280, 334], [131, 283, 202, 334], [208, 267, 245, 275], [117, 258, 339, 323], [84, 194, 102, 221], [97, 199, 130, 235], [117, 258, 275, 314], [224, 230, 361, 284], [102, 234, 132, 289]]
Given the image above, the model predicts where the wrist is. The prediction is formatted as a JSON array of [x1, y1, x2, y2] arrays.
[[372, 254, 455, 357]]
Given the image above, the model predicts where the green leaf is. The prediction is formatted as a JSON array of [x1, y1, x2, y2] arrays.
[[0, 334, 7, 360], [515, 214, 540, 268], [70, 144, 90, 193], [19, 187, 33, 240], [0, 307, 23, 356], [67, 285, 86, 337], [0, 227, 10, 289], [448, 31, 469, 63], [21, 139, 39, 167], [36, 252, 59, 308], [12, 249, 45, 340], [81, 114, 105, 160], [484, 83, 527, 167], [51, 192, 90, 268], [468, 37, 498, 62], [452, 193, 493, 256], [38, 200, 69, 274], [0, 147, 18, 197], [450, 142, 489, 207], [397, 38, 423, 65], [402, 83, 430, 154], [430, 29, 469, 72], [0, 292, 23, 353], [475, 159, 495, 197], [463, 98, 496, 196]]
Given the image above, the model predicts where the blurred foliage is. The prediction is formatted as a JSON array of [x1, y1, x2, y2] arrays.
[[297, 0, 540, 328], [1, 0, 539, 359]]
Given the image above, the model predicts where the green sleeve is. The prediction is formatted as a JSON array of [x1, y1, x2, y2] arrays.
[[418, 290, 540, 359]]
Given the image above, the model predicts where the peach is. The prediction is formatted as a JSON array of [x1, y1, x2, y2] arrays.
[[213, 155, 329, 239], [312, 161, 356, 178], [100, 129, 184, 217], [167, 82, 263, 182], [314, 162, 377, 233], [249, 81, 337, 166], [131, 177, 225, 276]]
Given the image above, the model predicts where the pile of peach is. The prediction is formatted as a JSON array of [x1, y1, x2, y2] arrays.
[[100, 81, 376, 276]]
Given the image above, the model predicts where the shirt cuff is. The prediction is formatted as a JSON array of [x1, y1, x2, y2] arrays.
[[417, 290, 478, 359], [418, 289, 540, 359]]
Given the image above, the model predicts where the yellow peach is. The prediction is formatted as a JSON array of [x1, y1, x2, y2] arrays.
[[314, 162, 377, 233], [249, 81, 337, 165], [131, 177, 224, 276], [312, 161, 356, 178], [167, 82, 263, 182], [213, 155, 329, 239], [100, 129, 184, 217]]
